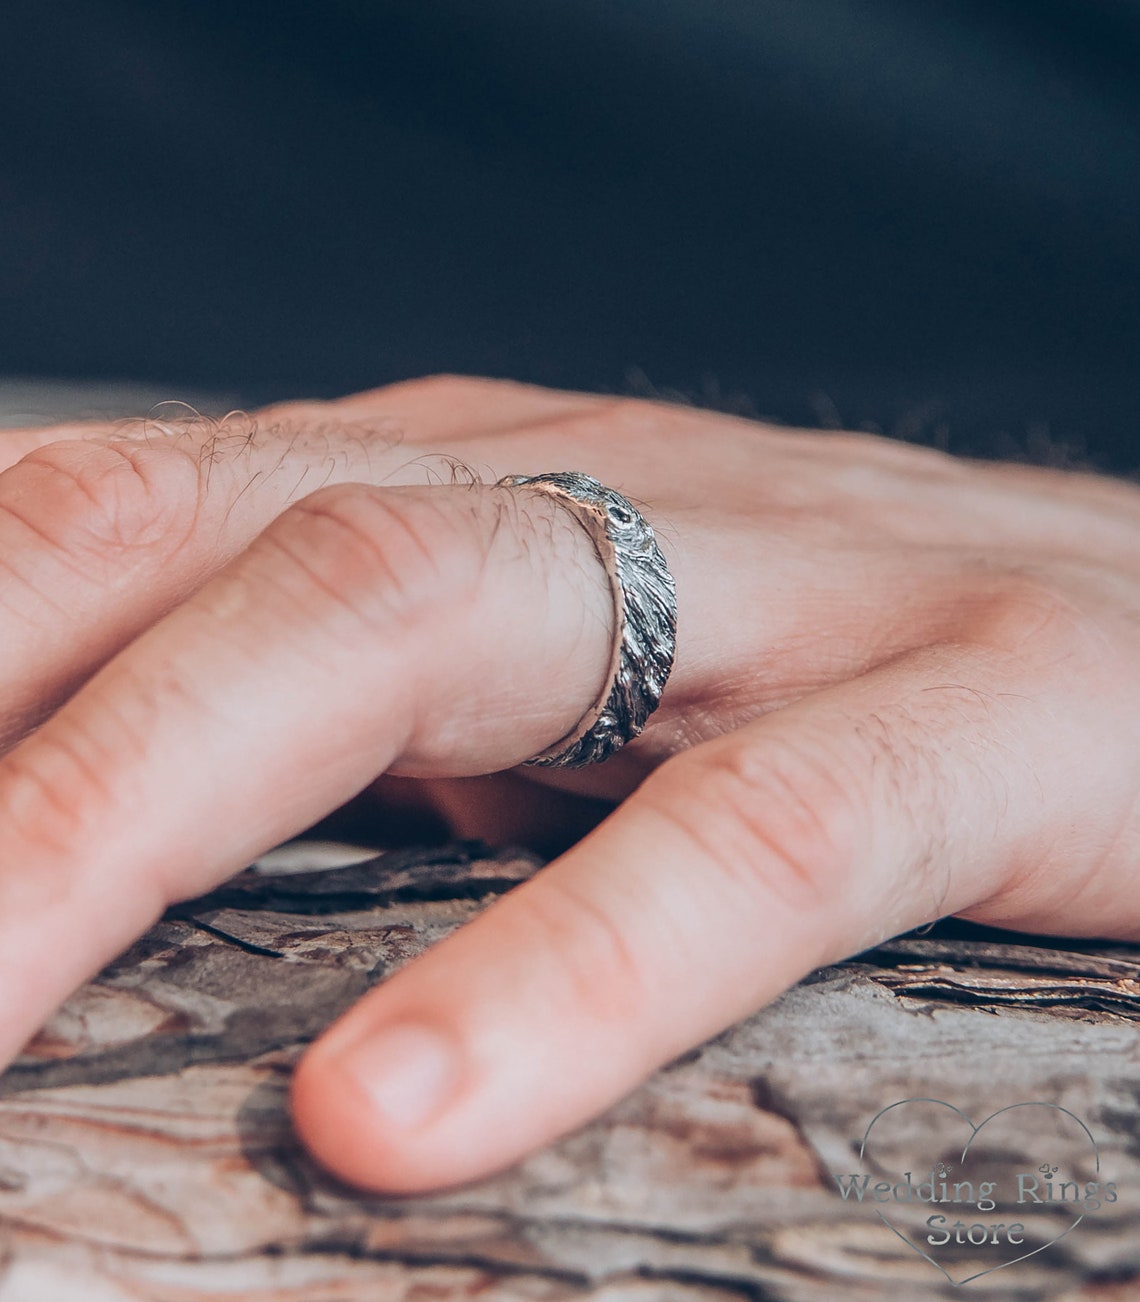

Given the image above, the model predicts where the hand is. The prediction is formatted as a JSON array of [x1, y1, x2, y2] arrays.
[[1, 376, 1138, 1195]]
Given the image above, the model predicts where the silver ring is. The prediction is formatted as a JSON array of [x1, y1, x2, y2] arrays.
[[496, 471, 677, 768]]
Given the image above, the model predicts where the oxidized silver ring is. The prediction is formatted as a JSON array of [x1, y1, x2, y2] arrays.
[[495, 471, 677, 768]]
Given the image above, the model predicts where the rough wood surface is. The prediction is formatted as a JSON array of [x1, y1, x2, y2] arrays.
[[0, 838, 1137, 1301]]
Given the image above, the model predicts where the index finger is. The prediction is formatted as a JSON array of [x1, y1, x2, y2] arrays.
[[293, 633, 1106, 1191]]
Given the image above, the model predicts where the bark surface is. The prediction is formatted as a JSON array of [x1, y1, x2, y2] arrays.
[[0, 838, 1137, 1301]]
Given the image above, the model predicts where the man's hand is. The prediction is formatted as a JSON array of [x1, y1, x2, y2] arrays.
[[1, 376, 1138, 1193]]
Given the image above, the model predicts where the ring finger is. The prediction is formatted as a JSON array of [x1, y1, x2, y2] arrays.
[[0, 380, 608, 745]]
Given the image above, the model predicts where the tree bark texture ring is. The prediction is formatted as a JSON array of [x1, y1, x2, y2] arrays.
[[496, 471, 677, 769]]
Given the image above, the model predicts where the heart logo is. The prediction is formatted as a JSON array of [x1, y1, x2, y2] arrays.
[[837, 1099, 1107, 1286]]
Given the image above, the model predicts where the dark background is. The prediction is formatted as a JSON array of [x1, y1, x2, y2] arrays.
[[2, 1, 1138, 470]]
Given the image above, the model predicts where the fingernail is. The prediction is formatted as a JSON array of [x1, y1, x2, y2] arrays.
[[336, 1022, 460, 1130]]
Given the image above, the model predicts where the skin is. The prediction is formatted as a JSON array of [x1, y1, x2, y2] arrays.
[[0, 374, 1139, 1193]]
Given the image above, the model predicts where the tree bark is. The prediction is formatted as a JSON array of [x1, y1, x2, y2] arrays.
[[0, 838, 1137, 1301]]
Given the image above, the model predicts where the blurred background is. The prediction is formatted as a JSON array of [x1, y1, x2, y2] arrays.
[[1, 1, 1138, 470]]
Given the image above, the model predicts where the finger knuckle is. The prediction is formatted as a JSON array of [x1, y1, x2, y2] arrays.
[[0, 439, 200, 570], [645, 736, 865, 915], [0, 732, 121, 895], [511, 877, 651, 1025], [964, 571, 1106, 668], [388, 373, 515, 404], [545, 396, 652, 452], [0, 725, 169, 925], [262, 483, 481, 631]]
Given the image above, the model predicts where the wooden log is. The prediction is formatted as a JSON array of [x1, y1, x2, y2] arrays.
[[0, 838, 1137, 1301]]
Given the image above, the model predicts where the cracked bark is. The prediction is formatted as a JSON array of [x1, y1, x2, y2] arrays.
[[0, 840, 1138, 1302]]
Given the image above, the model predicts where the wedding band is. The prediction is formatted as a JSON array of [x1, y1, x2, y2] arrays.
[[496, 471, 677, 768]]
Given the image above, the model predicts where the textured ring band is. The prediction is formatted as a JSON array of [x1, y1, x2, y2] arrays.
[[496, 471, 677, 768]]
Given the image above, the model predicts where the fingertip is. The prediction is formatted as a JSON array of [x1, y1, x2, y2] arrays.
[[290, 1028, 449, 1194]]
